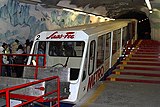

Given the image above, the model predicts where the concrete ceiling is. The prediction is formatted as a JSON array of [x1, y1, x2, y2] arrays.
[[18, 0, 160, 18]]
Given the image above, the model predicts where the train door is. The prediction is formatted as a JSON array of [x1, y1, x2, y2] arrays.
[[122, 27, 128, 47], [77, 40, 96, 100], [111, 29, 121, 66], [88, 40, 96, 75], [104, 33, 111, 70], [29, 41, 47, 66]]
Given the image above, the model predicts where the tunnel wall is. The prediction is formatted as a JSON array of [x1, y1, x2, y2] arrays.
[[0, 0, 103, 45], [149, 11, 160, 41]]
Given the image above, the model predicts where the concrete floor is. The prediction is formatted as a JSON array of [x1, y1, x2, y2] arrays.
[[75, 81, 160, 107]]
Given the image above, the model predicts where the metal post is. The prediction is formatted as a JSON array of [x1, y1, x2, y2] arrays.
[[120, 28, 123, 56], [109, 31, 113, 68], [57, 77, 60, 107], [6, 90, 10, 107], [44, 54, 46, 68], [35, 54, 39, 79], [0, 54, 2, 76]]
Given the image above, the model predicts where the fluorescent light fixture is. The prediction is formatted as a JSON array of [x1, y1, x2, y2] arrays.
[[149, 10, 153, 13], [76, 11, 86, 15], [97, 16, 104, 19], [63, 8, 74, 13], [145, 0, 152, 10], [88, 14, 96, 17], [109, 18, 115, 21]]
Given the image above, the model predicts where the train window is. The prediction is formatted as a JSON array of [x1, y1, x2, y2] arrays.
[[112, 29, 121, 54], [96, 35, 105, 68], [122, 27, 128, 46], [132, 21, 136, 38], [127, 23, 133, 40], [70, 68, 80, 80], [48, 41, 84, 57], [128, 23, 133, 40], [105, 33, 111, 59], [88, 40, 96, 75], [31, 41, 46, 66], [82, 49, 88, 81]]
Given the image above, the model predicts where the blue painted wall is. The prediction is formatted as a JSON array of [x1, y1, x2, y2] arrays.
[[0, 0, 91, 45]]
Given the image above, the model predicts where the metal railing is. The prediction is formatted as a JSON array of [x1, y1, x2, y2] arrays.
[[0, 53, 46, 79], [0, 54, 61, 107], [0, 76, 60, 107]]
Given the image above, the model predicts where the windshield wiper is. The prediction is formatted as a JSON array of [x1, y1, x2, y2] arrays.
[[64, 57, 69, 67]]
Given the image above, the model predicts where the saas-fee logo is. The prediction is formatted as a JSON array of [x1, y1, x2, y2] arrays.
[[46, 31, 75, 39]]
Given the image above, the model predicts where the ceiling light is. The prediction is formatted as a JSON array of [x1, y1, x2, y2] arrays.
[[109, 19, 115, 21], [76, 11, 86, 15], [88, 14, 96, 17], [149, 10, 153, 13], [63, 8, 74, 13], [145, 0, 152, 10]]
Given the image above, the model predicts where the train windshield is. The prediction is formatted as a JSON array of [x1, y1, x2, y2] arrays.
[[48, 41, 85, 57], [30, 41, 85, 68]]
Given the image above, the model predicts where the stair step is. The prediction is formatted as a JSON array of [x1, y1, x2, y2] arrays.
[[105, 40, 160, 84], [128, 57, 160, 61], [132, 54, 160, 58], [137, 47, 160, 52], [120, 61, 160, 66], [112, 69, 160, 77], [137, 47, 160, 49], [130, 57, 160, 60], [106, 74, 160, 84], [132, 53, 160, 57], [136, 49, 160, 52], [134, 51, 160, 55], [117, 65, 160, 71]]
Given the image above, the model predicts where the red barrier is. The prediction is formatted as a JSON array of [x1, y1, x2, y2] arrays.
[[0, 53, 46, 79], [0, 76, 60, 107]]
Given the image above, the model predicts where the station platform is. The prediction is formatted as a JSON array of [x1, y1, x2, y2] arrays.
[[74, 39, 160, 107], [75, 81, 160, 107]]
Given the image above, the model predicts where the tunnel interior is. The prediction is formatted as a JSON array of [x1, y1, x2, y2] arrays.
[[117, 11, 151, 40]]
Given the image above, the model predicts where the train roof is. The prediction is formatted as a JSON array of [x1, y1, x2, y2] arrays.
[[35, 19, 137, 41], [55, 19, 137, 36]]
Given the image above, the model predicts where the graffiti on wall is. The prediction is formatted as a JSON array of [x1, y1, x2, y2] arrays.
[[0, 0, 91, 45]]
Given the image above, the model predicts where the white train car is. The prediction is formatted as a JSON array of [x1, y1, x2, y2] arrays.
[[27, 19, 137, 103]]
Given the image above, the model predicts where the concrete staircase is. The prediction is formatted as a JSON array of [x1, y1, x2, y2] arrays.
[[106, 40, 160, 84]]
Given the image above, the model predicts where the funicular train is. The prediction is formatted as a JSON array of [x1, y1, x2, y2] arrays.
[[0, 19, 137, 106], [27, 19, 137, 103]]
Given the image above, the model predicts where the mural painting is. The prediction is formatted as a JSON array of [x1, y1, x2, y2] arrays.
[[0, 0, 92, 46]]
